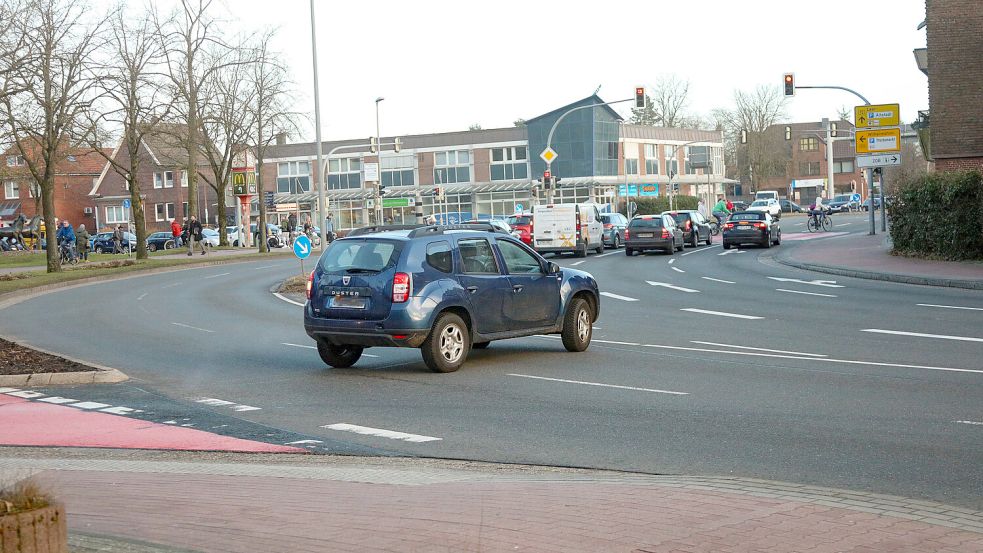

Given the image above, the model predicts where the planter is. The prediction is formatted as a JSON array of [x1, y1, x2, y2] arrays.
[[0, 502, 67, 553]]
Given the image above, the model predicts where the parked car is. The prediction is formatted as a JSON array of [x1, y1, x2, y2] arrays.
[[861, 197, 881, 211], [598, 212, 628, 249], [754, 191, 779, 203], [624, 214, 684, 256], [201, 228, 220, 247], [662, 210, 713, 248], [532, 203, 605, 257], [829, 194, 860, 213], [92, 231, 136, 253], [506, 213, 534, 246], [722, 211, 781, 249], [780, 199, 804, 213], [146, 231, 175, 252], [747, 198, 782, 219], [304, 224, 600, 373], [731, 201, 749, 211]]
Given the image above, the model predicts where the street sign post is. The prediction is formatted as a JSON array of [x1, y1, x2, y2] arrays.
[[854, 103, 900, 128], [856, 153, 902, 168], [855, 128, 902, 154], [540, 147, 557, 164], [515, 203, 523, 214], [122, 199, 130, 209], [293, 234, 312, 276]]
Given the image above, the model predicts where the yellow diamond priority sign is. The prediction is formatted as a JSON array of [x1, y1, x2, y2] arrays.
[[540, 147, 558, 164]]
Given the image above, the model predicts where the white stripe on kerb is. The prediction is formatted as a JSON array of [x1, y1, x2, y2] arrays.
[[322, 423, 442, 443]]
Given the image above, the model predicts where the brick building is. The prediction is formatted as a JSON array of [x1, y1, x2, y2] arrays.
[[924, 0, 983, 171]]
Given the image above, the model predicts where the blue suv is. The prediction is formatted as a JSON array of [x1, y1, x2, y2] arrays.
[[304, 224, 600, 373]]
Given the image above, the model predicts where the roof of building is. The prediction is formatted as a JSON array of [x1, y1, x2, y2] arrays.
[[621, 125, 723, 143], [267, 127, 528, 159], [1, 144, 111, 175], [524, 94, 623, 125], [141, 124, 211, 167]]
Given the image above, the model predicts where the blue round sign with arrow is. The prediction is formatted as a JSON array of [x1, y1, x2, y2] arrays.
[[293, 235, 312, 260]]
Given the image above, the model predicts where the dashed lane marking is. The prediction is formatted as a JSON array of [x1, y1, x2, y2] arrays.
[[600, 292, 639, 302], [0, 389, 142, 415], [646, 281, 699, 293], [508, 374, 688, 396], [172, 322, 215, 333], [137, 293, 148, 301], [594, 339, 641, 346], [768, 277, 844, 288], [203, 272, 231, 279], [322, 423, 442, 443], [571, 260, 586, 266], [668, 258, 675, 264], [162, 281, 183, 288], [917, 304, 983, 312], [253, 264, 280, 270], [701, 277, 735, 284], [194, 397, 261, 412], [594, 250, 622, 258], [956, 420, 983, 426], [860, 329, 983, 343], [690, 341, 827, 357], [282, 342, 378, 357], [681, 244, 720, 256], [680, 308, 763, 320], [718, 250, 746, 256], [776, 288, 838, 298], [671, 266, 685, 273], [273, 292, 306, 307]]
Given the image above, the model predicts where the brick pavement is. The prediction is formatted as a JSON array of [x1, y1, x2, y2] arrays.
[[2, 452, 980, 553]]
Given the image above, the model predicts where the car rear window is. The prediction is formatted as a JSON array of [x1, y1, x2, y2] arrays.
[[730, 212, 765, 221], [320, 240, 400, 273], [668, 213, 691, 224], [507, 216, 531, 226], [629, 218, 664, 228]]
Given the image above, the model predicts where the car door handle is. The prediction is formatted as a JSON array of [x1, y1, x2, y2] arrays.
[[466, 286, 478, 293], [512, 285, 523, 293]]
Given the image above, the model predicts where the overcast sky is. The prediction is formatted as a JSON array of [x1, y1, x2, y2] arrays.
[[161, 0, 929, 142]]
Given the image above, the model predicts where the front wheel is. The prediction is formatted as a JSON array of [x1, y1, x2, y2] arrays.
[[560, 297, 592, 352], [821, 217, 832, 232], [148, 243, 157, 252], [95, 246, 104, 254], [422, 313, 470, 373], [806, 218, 819, 233], [317, 341, 363, 368]]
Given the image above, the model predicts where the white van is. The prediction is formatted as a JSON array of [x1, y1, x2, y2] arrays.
[[754, 190, 779, 202], [532, 203, 605, 257]]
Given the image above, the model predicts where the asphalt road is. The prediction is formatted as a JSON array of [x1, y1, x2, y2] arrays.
[[3, 212, 982, 509]]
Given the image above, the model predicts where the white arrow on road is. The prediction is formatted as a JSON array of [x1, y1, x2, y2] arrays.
[[767, 277, 844, 288], [646, 281, 700, 293]]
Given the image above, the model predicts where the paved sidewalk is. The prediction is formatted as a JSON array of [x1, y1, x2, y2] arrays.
[[776, 232, 983, 289], [0, 247, 283, 275], [2, 449, 981, 553]]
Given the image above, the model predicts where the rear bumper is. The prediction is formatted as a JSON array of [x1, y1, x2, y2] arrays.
[[625, 238, 672, 250], [304, 300, 432, 348], [723, 231, 768, 245], [535, 245, 579, 254]]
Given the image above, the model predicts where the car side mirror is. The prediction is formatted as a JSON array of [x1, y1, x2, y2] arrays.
[[547, 261, 560, 275]]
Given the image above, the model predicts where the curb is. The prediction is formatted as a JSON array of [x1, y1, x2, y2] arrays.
[[0, 336, 130, 386], [774, 251, 983, 290]]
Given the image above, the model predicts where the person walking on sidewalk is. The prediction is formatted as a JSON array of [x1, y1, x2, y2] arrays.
[[75, 223, 90, 262], [170, 218, 183, 248], [185, 215, 207, 256], [111, 225, 124, 254]]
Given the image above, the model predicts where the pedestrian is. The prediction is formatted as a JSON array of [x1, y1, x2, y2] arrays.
[[185, 215, 206, 256], [726, 198, 734, 212], [112, 225, 124, 254], [56, 220, 76, 262], [303, 216, 313, 238], [426, 214, 437, 225], [75, 223, 90, 262], [712, 195, 731, 225], [697, 197, 709, 220], [170, 218, 183, 248], [324, 213, 335, 242]]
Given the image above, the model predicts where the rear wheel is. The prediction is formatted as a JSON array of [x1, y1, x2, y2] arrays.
[[422, 313, 470, 373], [595, 242, 604, 255], [773, 230, 782, 245], [560, 297, 592, 352], [575, 241, 587, 258], [705, 231, 713, 246], [690, 231, 699, 248], [625, 247, 633, 256], [95, 246, 104, 254], [722, 242, 732, 250], [806, 218, 819, 233], [763, 235, 772, 248], [164, 240, 175, 250], [612, 235, 620, 249], [316, 341, 363, 368]]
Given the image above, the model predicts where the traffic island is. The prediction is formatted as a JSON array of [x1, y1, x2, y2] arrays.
[[0, 337, 127, 386]]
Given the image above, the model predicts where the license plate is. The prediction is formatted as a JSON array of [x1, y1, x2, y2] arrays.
[[331, 295, 366, 309], [636, 233, 654, 238]]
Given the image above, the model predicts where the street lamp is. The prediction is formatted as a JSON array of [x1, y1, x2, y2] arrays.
[[375, 97, 384, 224], [310, 0, 327, 249]]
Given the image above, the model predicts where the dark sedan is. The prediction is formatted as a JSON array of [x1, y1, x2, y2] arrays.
[[722, 211, 781, 249], [92, 231, 136, 253], [146, 231, 176, 252], [780, 199, 804, 213], [625, 214, 684, 256], [662, 210, 712, 248]]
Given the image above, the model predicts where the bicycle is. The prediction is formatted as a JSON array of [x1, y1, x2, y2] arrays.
[[806, 210, 832, 232], [58, 240, 78, 266]]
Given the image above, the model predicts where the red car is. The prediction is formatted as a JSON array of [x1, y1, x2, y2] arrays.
[[506, 213, 534, 246]]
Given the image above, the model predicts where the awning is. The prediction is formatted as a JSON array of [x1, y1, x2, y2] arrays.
[[0, 201, 21, 218]]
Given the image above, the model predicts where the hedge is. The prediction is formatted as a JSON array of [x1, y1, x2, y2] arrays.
[[888, 170, 983, 260], [617, 195, 699, 216]]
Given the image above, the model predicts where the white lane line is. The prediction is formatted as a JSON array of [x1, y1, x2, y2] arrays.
[[162, 281, 183, 289], [570, 260, 586, 266], [917, 304, 983, 312], [701, 277, 735, 284], [594, 339, 641, 346], [776, 288, 838, 298], [70, 401, 110, 410], [681, 244, 720, 256], [204, 272, 231, 279], [253, 264, 280, 270], [196, 398, 235, 406], [322, 423, 442, 443], [680, 308, 763, 320], [600, 292, 639, 302], [690, 341, 827, 357], [508, 374, 688, 396], [718, 250, 746, 256], [172, 322, 215, 333], [671, 267, 685, 273], [274, 292, 306, 307], [646, 281, 699, 293], [137, 293, 148, 301], [230, 405, 262, 412], [595, 250, 621, 258], [860, 329, 983, 343], [955, 420, 983, 426], [287, 439, 324, 445], [668, 258, 675, 264], [37, 396, 78, 404], [768, 277, 844, 288], [281, 342, 378, 357]]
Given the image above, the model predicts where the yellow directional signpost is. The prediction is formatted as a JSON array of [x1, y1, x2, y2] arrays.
[[854, 103, 900, 128], [855, 128, 902, 154], [855, 102, 900, 235]]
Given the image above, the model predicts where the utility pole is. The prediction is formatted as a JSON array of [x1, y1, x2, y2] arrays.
[[375, 97, 384, 225], [310, 0, 327, 249], [823, 118, 835, 200]]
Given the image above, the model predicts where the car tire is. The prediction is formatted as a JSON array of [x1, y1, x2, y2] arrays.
[[560, 297, 592, 353], [595, 242, 604, 255], [613, 235, 620, 249], [95, 246, 103, 254], [421, 312, 470, 373], [722, 242, 731, 250], [148, 243, 157, 252], [763, 235, 771, 248], [472, 341, 490, 350], [675, 239, 683, 252], [690, 231, 699, 248], [575, 241, 587, 258], [773, 230, 782, 245], [625, 247, 633, 256], [316, 341, 363, 368], [705, 231, 713, 246]]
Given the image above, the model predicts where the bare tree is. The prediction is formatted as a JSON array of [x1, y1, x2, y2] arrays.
[[630, 75, 692, 127], [246, 32, 299, 253], [713, 85, 789, 194], [0, 0, 103, 272], [86, 5, 172, 260], [0, 0, 33, 138]]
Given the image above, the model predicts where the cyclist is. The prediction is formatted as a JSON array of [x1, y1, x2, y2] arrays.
[[56, 219, 76, 263], [712, 194, 731, 227]]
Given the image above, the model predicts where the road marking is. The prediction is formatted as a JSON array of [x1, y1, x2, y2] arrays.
[[594, 339, 641, 346], [701, 277, 735, 284], [204, 272, 231, 279], [600, 292, 639, 302], [667, 258, 675, 264], [690, 341, 827, 357], [137, 293, 148, 301], [860, 329, 983, 343], [322, 423, 442, 443], [681, 244, 720, 256], [273, 292, 306, 307], [671, 267, 685, 273], [100, 406, 136, 415], [508, 374, 688, 396], [287, 439, 324, 445], [570, 260, 586, 266], [646, 281, 699, 293], [680, 308, 763, 320], [917, 304, 983, 312], [162, 281, 183, 288], [955, 420, 983, 426], [776, 288, 838, 298], [172, 322, 215, 333], [718, 250, 746, 256], [37, 396, 78, 404], [6, 390, 44, 398], [768, 277, 844, 288], [281, 342, 378, 358], [70, 401, 111, 410], [253, 264, 279, 270], [595, 250, 621, 258], [195, 397, 261, 412]]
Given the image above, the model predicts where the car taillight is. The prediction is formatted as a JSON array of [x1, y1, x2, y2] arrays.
[[686, 220, 692, 230], [756, 222, 767, 229], [724, 223, 734, 229], [576, 213, 582, 238], [603, 223, 613, 229], [306, 270, 314, 300], [624, 229, 630, 239], [661, 229, 670, 239], [392, 272, 411, 303]]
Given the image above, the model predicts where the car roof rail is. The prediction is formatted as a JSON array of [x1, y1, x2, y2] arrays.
[[407, 222, 505, 238], [346, 224, 420, 237]]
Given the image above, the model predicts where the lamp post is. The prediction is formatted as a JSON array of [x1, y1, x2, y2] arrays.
[[375, 96, 384, 224], [310, 0, 327, 249]]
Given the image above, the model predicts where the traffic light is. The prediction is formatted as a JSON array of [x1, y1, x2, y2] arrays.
[[783, 73, 795, 97], [394, 137, 402, 153], [634, 86, 646, 109], [784, 126, 792, 141], [433, 186, 444, 200], [369, 136, 378, 153], [740, 129, 748, 144], [553, 176, 562, 189], [672, 182, 680, 193], [830, 122, 838, 137]]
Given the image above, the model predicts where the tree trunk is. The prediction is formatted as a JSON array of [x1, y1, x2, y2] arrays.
[[256, 145, 269, 254], [186, 51, 199, 226], [41, 177, 59, 273], [216, 184, 228, 246], [130, 175, 147, 259]]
